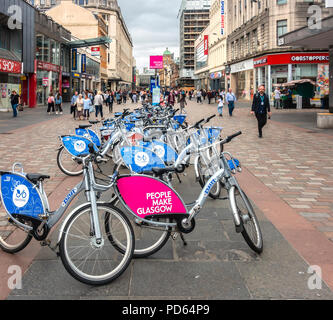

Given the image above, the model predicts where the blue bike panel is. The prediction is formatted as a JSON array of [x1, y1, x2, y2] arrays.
[[0, 173, 44, 220], [124, 123, 135, 132], [206, 127, 222, 143], [61, 136, 98, 157], [120, 146, 166, 173], [139, 140, 178, 164], [174, 115, 186, 125], [75, 129, 101, 147], [228, 159, 240, 171]]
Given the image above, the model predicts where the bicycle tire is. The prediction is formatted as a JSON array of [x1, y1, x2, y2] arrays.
[[0, 220, 33, 254], [231, 187, 263, 254], [105, 211, 171, 258], [196, 156, 221, 199], [59, 203, 134, 286], [57, 147, 83, 177]]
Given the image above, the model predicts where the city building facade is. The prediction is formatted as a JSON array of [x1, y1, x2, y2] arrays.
[[29, 0, 133, 91], [0, 0, 35, 111], [178, 0, 210, 90], [226, 0, 333, 102], [158, 48, 180, 89]]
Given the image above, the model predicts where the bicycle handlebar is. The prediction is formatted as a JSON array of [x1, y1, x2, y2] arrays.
[[205, 114, 216, 123], [225, 131, 242, 143]]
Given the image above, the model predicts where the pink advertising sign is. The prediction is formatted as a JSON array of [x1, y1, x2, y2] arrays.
[[150, 56, 164, 69], [117, 176, 187, 219]]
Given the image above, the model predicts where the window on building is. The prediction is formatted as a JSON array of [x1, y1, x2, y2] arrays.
[[277, 19, 288, 38], [277, 0, 287, 4]]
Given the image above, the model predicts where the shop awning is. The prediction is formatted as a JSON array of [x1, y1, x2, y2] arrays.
[[67, 36, 112, 49]]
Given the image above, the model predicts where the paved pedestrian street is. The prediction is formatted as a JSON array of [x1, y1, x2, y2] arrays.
[[1, 100, 333, 300]]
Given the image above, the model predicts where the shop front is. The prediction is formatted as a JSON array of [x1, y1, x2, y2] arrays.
[[254, 52, 329, 104], [209, 70, 225, 91], [0, 58, 23, 112], [36, 61, 62, 106], [230, 59, 254, 100]]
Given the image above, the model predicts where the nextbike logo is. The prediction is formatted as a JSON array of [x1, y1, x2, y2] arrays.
[[74, 141, 86, 153], [134, 152, 150, 167], [204, 178, 217, 195], [62, 188, 78, 207], [13, 185, 29, 208], [152, 145, 165, 158]]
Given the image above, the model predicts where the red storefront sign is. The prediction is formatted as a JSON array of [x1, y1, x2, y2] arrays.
[[204, 35, 209, 56], [254, 52, 329, 68], [0, 58, 22, 74], [37, 61, 61, 73]]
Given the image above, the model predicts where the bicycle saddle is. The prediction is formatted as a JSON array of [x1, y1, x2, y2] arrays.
[[89, 121, 100, 125], [26, 174, 51, 184], [79, 125, 92, 129]]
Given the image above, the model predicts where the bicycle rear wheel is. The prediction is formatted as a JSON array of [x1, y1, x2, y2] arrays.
[[57, 147, 84, 177], [0, 208, 33, 254], [231, 187, 263, 254], [59, 203, 134, 286]]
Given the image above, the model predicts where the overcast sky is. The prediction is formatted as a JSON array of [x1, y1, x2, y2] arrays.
[[118, 0, 181, 73]]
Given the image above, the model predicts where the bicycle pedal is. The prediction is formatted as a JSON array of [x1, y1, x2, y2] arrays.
[[40, 240, 51, 247]]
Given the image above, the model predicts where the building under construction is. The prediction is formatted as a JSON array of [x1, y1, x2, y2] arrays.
[[178, 0, 210, 89]]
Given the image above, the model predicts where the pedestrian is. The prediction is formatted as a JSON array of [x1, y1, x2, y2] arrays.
[[83, 93, 92, 120], [116, 91, 122, 105], [47, 92, 55, 115], [168, 90, 176, 107], [55, 92, 63, 115], [196, 90, 202, 104], [71, 91, 79, 119], [123, 90, 127, 104], [107, 91, 114, 113], [132, 91, 137, 104], [274, 87, 282, 109], [10, 90, 20, 118], [251, 85, 272, 138], [286, 88, 293, 109], [75, 94, 84, 121], [218, 94, 224, 117], [94, 91, 105, 121], [226, 88, 237, 117], [179, 92, 187, 114]]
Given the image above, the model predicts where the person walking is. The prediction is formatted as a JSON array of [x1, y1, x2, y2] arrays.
[[71, 91, 79, 119], [108, 91, 114, 113], [122, 90, 127, 104], [55, 92, 63, 115], [47, 92, 55, 115], [217, 94, 224, 117], [226, 88, 237, 117], [10, 90, 20, 118], [251, 85, 272, 138], [83, 94, 92, 120], [75, 94, 84, 121], [94, 91, 104, 121], [274, 87, 282, 109], [167, 90, 176, 107], [179, 92, 187, 114], [116, 91, 122, 105], [196, 90, 202, 104]]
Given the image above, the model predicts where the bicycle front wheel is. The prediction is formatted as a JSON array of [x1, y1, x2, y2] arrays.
[[57, 147, 84, 177], [231, 187, 263, 254], [59, 204, 134, 286]]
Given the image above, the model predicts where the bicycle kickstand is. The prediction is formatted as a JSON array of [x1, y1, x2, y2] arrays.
[[175, 172, 182, 184], [179, 233, 188, 246]]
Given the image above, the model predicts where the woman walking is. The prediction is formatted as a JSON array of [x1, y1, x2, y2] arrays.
[[218, 94, 224, 117], [47, 92, 55, 115], [179, 92, 187, 114], [55, 92, 63, 115], [75, 94, 84, 121], [83, 94, 92, 120], [94, 91, 105, 121]]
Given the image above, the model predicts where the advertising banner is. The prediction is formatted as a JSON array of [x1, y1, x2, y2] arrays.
[[72, 49, 77, 70], [81, 54, 86, 73], [204, 35, 209, 56], [150, 56, 164, 69], [221, 1, 225, 35], [152, 87, 161, 106]]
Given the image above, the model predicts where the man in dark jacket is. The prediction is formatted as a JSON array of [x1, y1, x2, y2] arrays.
[[10, 90, 20, 118], [251, 85, 272, 138]]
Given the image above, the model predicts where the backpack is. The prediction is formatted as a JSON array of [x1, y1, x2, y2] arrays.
[[48, 96, 54, 104]]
